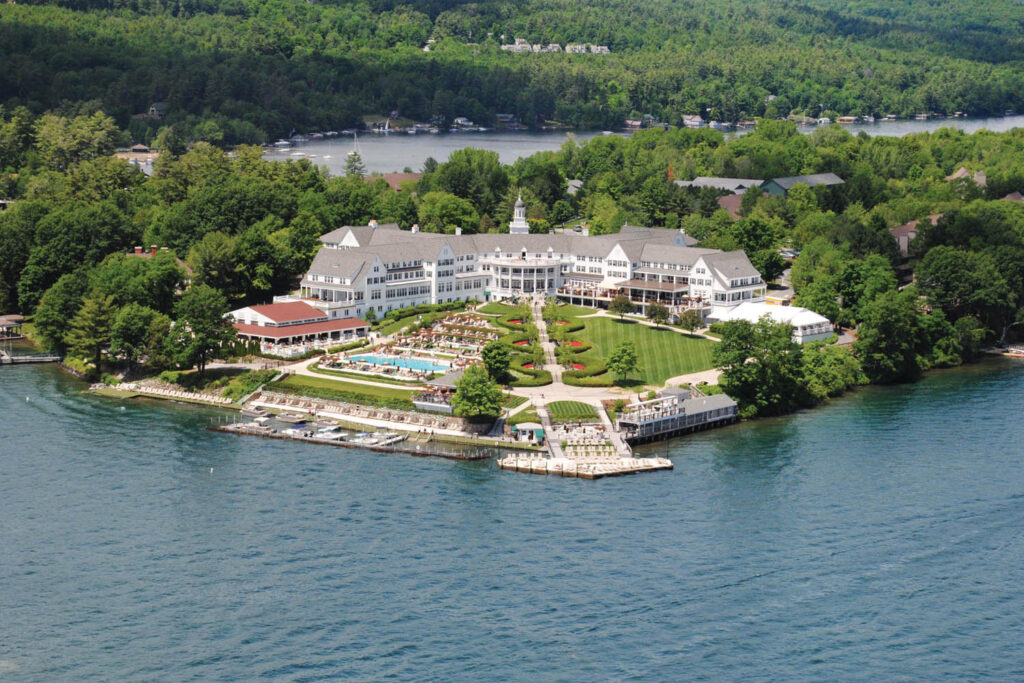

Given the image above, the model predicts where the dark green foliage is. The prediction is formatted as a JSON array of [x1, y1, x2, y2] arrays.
[[110, 302, 161, 371], [451, 364, 503, 419], [5, 0, 1024, 143], [33, 270, 89, 351], [171, 284, 235, 375], [713, 316, 809, 418], [65, 290, 115, 375], [609, 295, 635, 320], [481, 340, 512, 383]]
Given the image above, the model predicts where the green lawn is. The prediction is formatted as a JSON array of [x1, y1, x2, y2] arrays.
[[551, 303, 595, 320], [267, 374, 418, 410], [508, 408, 540, 426], [547, 400, 599, 422], [503, 394, 529, 409], [579, 317, 716, 385], [477, 302, 522, 316]]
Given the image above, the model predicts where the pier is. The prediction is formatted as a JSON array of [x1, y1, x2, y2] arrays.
[[497, 402, 673, 479], [0, 349, 62, 365]]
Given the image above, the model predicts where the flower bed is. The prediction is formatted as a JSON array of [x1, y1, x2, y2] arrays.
[[513, 340, 530, 346], [562, 340, 584, 347], [571, 363, 585, 370]]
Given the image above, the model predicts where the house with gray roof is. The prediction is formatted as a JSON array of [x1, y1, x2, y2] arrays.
[[674, 177, 763, 194], [761, 173, 845, 196]]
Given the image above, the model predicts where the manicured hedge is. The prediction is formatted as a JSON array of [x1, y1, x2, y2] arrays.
[[326, 339, 370, 354], [561, 355, 613, 387]]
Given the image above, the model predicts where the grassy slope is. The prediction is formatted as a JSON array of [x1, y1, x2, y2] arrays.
[[581, 317, 716, 384], [547, 400, 599, 422], [270, 374, 418, 399]]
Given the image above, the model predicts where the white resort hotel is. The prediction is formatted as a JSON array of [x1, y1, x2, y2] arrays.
[[275, 211, 768, 321]]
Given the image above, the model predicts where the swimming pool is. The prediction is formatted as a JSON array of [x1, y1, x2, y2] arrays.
[[349, 354, 449, 373]]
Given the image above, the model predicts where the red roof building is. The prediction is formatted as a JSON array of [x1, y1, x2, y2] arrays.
[[228, 302, 369, 344]]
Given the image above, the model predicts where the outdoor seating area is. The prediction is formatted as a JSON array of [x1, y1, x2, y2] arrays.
[[392, 311, 500, 356], [412, 388, 454, 414], [250, 390, 483, 434], [260, 338, 340, 358]]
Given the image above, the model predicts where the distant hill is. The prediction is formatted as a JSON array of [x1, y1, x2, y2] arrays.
[[3, 0, 1024, 143]]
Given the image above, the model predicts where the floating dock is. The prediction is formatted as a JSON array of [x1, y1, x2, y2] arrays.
[[497, 455, 673, 479]]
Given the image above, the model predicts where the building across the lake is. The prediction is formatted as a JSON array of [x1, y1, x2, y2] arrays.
[[281, 221, 767, 322]]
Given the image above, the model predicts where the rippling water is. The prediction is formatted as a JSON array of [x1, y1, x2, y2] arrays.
[[2, 362, 1023, 679]]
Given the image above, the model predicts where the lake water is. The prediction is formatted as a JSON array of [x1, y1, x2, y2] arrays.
[[265, 116, 1024, 175], [3, 360, 1024, 679]]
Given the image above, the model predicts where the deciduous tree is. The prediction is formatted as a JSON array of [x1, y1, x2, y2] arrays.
[[609, 294, 635, 320], [607, 341, 640, 382], [171, 285, 235, 375], [451, 364, 503, 419]]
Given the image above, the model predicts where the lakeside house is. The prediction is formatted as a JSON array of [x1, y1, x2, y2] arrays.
[[0, 314, 24, 339], [227, 301, 369, 348], [280, 221, 767, 323]]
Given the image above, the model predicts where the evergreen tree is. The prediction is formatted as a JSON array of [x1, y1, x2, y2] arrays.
[[66, 290, 116, 375], [345, 151, 366, 178]]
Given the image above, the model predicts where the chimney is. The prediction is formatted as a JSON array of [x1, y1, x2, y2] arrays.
[[134, 246, 143, 254], [369, 219, 379, 229], [455, 227, 462, 236], [150, 245, 158, 255], [411, 223, 420, 233]]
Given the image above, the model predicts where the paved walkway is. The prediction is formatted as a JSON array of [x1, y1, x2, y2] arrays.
[[593, 401, 632, 457], [531, 294, 563, 383], [662, 368, 722, 387]]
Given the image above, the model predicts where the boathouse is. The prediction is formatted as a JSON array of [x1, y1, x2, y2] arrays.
[[616, 390, 739, 444]]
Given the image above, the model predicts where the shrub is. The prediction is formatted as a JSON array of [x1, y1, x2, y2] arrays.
[[326, 339, 370, 354]]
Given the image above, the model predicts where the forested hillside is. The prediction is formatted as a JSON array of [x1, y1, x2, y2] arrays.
[[3, 0, 1024, 144]]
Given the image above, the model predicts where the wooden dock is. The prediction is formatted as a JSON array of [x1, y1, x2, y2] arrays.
[[498, 403, 672, 480], [0, 350, 62, 365]]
